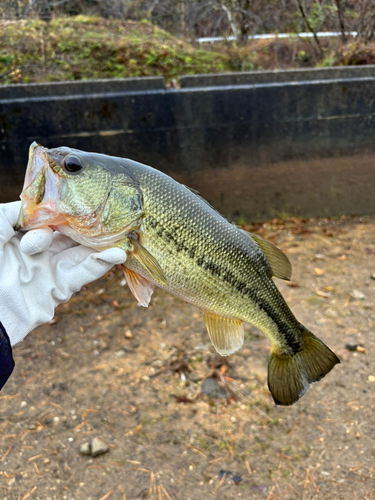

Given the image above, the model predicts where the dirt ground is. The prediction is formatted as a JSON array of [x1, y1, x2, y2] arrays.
[[1, 214, 375, 500]]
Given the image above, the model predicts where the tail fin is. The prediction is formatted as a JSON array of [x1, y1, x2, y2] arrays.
[[267, 326, 340, 406]]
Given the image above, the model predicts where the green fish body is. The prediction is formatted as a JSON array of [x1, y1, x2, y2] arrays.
[[17, 143, 340, 405]]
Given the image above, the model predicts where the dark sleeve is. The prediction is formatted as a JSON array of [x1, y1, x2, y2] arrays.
[[0, 322, 15, 391]]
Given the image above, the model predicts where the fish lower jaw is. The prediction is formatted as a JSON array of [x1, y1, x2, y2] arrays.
[[18, 201, 64, 231], [54, 224, 133, 251]]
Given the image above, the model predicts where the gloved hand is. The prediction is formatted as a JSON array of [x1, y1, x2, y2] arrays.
[[0, 201, 127, 347]]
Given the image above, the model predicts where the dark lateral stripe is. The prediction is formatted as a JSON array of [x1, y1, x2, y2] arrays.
[[197, 254, 300, 354], [148, 215, 301, 354], [200, 255, 301, 354]]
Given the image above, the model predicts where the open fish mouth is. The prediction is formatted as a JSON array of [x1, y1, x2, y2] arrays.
[[15, 142, 65, 231]]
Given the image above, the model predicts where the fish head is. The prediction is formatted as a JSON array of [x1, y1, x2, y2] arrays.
[[17, 142, 143, 248]]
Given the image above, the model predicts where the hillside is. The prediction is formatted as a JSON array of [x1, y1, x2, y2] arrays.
[[0, 16, 231, 85], [1, 16, 373, 86]]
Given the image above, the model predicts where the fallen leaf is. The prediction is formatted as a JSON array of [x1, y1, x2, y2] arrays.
[[287, 282, 300, 288], [173, 395, 194, 403]]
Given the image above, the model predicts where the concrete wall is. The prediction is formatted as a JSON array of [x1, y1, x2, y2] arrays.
[[180, 65, 375, 86], [1, 67, 375, 220]]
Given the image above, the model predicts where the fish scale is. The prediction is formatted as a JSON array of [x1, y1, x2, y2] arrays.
[[125, 162, 293, 332], [17, 142, 340, 405]]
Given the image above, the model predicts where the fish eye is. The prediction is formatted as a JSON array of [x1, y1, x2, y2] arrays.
[[63, 155, 83, 174]]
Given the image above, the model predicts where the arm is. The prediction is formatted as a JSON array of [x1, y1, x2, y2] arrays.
[[0, 322, 14, 390]]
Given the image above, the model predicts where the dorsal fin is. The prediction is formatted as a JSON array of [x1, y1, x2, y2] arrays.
[[203, 313, 244, 356], [242, 231, 292, 281]]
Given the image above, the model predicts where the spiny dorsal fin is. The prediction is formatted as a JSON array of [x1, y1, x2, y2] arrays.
[[183, 185, 218, 213], [131, 239, 168, 286], [242, 231, 292, 281], [203, 313, 244, 356], [182, 184, 200, 196], [183, 185, 237, 225], [122, 265, 154, 307]]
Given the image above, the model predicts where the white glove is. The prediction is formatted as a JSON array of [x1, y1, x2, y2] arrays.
[[0, 201, 126, 347]]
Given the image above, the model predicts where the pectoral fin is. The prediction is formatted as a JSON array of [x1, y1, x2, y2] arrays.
[[131, 238, 168, 286], [122, 265, 154, 307], [203, 313, 244, 356], [243, 231, 292, 281]]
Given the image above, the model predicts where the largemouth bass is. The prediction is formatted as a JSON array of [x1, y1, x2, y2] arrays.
[[16, 142, 339, 405]]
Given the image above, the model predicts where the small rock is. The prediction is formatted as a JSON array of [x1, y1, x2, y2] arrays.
[[217, 470, 242, 484], [114, 349, 126, 357], [371, 274, 375, 280], [350, 290, 366, 300], [200, 377, 227, 398], [345, 343, 358, 351], [79, 442, 91, 456], [194, 344, 209, 352], [158, 319, 167, 329], [325, 308, 338, 317], [91, 437, 109, 457], [125, 329, 133, 339], [231, 473, 242, 485]]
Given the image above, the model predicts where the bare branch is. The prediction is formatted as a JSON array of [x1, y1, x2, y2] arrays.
[[334, 0, 346, 43], [221, 2, 237, 37], [294, 0, 322, 54]]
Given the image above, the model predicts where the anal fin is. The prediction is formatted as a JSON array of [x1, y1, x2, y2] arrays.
[[131, 238, 168, 286], [122, 265, 154, 307], [203, 313, 244, 356]]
